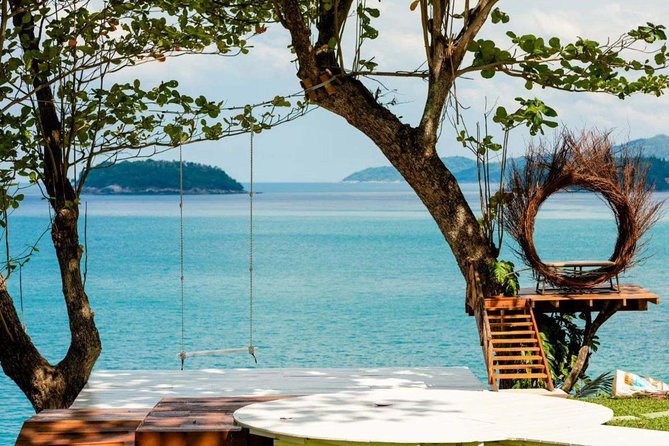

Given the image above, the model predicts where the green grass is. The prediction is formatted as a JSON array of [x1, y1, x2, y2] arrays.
[[582, 396, 669, 431]]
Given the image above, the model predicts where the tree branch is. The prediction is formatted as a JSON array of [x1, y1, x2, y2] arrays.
[[316, 0, 353, 47], [561, 301, 622, 392], [274, 0, 319, 80], [275, 0, 497, 282], [418, 0, 498, 152]]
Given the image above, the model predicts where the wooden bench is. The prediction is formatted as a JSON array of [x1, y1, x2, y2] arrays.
[[135, 396, 293, 446], [535, 260, 620, 294], [16, 408, 148, 446], [17, 396, 294, 446]]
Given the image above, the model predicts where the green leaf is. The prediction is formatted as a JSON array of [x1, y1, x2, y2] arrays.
[[481, 69, 496, 79], [491, 8, 510, 24]]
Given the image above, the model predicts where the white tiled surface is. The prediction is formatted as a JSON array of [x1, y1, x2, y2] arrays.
[[72, 367, 485, 409]]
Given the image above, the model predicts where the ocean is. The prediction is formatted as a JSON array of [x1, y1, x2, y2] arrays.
[[0, 183, 667, 444]]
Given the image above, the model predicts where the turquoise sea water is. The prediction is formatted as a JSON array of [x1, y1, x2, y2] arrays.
[[0, 183, 667, 444]]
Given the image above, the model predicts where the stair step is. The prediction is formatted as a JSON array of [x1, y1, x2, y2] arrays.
[[493, 355, 543, 361], [493, 364, 546, 370], [494, 372, 549, 380], [492, 346, 541, 352], [485, 304, 527, 313], [491, 330, 536, 336], [486, 307, 529, 312], [491, 338, 538, 344], [487, 314, 531, 319], [489, 322, 533, 328]]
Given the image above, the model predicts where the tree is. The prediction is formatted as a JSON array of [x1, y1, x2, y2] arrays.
[[0, 0, 305, 411], [261, 0, 668, 389]]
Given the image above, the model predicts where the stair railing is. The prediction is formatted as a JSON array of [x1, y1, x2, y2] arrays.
[[527, 302, 555, 391], [466, 263, 497, 390]]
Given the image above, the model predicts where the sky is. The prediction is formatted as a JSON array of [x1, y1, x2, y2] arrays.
[[126, 0, 669, 182]]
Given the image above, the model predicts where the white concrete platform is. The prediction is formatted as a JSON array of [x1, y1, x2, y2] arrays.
[[235, 388, 612, 444], [72, 367, 485, 409], [234, 388, 669, 446], [525, 424, 669, 446]]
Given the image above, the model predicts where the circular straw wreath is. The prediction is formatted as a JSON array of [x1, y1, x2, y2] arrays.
[[504, 131, 662, 289]]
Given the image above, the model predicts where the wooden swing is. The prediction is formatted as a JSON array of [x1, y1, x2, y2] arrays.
[[176, 131, 258, 370]]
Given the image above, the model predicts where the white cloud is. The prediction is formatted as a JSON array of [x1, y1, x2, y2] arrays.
[[122, 1, 669, 181]]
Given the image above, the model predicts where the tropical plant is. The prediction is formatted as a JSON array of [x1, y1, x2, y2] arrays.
[[573, 371, 614, 398], [537, 312, 606, 389], [489, 259, 519, 296]]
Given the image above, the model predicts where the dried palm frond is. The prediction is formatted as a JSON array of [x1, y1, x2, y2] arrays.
[[504, 130, 662, 289]]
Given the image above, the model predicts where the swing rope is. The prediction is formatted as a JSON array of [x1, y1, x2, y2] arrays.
[[19, 264, 25, 331], [248, 129, 257, 362], [179, 143, 186, 370], [178, 130, 257, 369]]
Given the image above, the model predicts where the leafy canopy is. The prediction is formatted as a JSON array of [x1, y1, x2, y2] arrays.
[[0, 0, 304, 273]]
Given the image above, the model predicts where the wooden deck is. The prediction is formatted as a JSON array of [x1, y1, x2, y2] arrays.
[[15, 368, 485, 445], [15, 368, 669, 446], [17, 393, 669, 446], [17, 397, 282, 446], [465, 279, 660, 390], [483, 284, 659, 313]]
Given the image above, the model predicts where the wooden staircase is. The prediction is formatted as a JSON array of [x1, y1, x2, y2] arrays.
[[486, 303, 553, 390], [466, 265, 554, 391]]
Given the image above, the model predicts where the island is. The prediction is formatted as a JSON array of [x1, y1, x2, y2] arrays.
[[342, 155, 506, 184], [343, 135, 669, 191], [83, 160, 244, 194]]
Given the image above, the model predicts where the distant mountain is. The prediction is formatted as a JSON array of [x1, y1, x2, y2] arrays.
[[83, 160, 244, 194], [343, 165, 403, 183], [615, 135, 669, 190], [343, 156, 478, 183], [343, 156, 525, 184], [623, 134, 669, 160], [443, 156, 478, 174], [644, 157, 669, 190], [343, 149, 669, 191]]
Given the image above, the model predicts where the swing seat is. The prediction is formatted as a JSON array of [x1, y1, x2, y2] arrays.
[[178, 347, 258, 368], [177, 346, 256, 360]]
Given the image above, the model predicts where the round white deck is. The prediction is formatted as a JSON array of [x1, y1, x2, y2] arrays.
[[234, 388, 613, 445]]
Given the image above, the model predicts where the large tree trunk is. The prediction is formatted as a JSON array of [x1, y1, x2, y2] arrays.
[[0, 204, 101, 411], [318, 80, 496, 281], [561, 302, 621, 393], [276, 0, 498, 289], [0, 0, 102, 412], [276, 0, 622, 391]]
